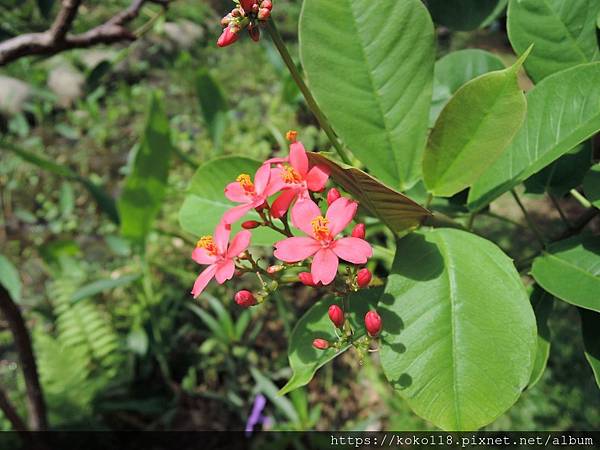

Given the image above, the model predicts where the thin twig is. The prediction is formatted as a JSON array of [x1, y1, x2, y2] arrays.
[[510, 189, 545, 247], [548, 193, 572, 230]]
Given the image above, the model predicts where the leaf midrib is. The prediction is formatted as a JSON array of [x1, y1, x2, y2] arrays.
[[538, 0, 591, 62]]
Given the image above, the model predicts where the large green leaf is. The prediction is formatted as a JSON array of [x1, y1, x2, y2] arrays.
[[307, 153, 431, 234], [507, 0, 600, 82], [528, 285, 554, 388], [583, 163, 600, 208], [300, 0, 435, 190], [469, 62, 600, 210], [426, 0, 506, 31], [423, 50, 530, 197], [531, 235, 600, 312], [0, 254, 22, 304], [579, 309, 600, 389], [118, 92, 173, 246], [379, 229, 536, 431], [430, 49, 506, 125], [279, 287, 382, 396], [178, 156, 280, 246], [195, 69, 228, 154]]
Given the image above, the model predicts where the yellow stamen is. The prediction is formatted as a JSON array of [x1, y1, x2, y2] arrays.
[[311, 216, 330, 241], [281, 165, 303, 184], [236, 173, 255, 193], [196, 235, 218, 255], [286, 130, 298, 143]]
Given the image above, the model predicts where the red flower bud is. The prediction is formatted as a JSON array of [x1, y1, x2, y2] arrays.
[[234, 290, 257, 308], [242, 220, 261, 229], [221, 15, 232, 27], [258, 7, 271, 20], [217, 26, 239, 47], [248, 25, 260, 42], [231, 8, 241, 17], [364, 310, 382, 337], [328, 304, 344, 328], [267, 265, 284, 274], [255, 201, 268, 211], [299, 272, 316, 286], [351, 223, 366, 239], [261, 0, 272, 10], [240, 0, 255, 11], [357, 268, 372, 288], [327, 188, 341, 206], [312, 338, 329, 350]]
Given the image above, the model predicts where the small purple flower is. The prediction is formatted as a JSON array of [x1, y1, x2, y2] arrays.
[[245, 394, 267, 436]]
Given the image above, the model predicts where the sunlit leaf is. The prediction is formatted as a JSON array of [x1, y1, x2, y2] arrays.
[[528, 285, 554, 388]]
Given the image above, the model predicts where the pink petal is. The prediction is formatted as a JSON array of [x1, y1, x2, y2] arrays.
[[214, 222, 231, 254], [290, 198, 321, 236], [264, 156, 289, 164], [290, 142, 308, 176], [226, 230, 252, 258], [191, 247, 218, 265], [254, 163, 271, 195], [274, 237, 320, 262], [266, 168, 287, 196], [215, 260, 235, 284], [224, 182, 249, 203], [222, 203, 253, 225], [270, 189, 297, 219], [306, 165, 330, 192], [331, 237, 373, 264], [326, 197, 357, 236], [311, 248, 338, 285], [192, 264, 217, 298]]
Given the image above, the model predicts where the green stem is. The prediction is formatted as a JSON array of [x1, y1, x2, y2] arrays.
[[466, 212, 477, 231], [549, 194, 572, 230], [510, 189, 545, 247], [570, 189, 592, 209], [266, 20, 352, 165]]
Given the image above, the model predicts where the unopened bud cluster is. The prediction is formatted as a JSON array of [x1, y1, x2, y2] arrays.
[[218, 0, 273, 47], [312, 307, 383, 353]]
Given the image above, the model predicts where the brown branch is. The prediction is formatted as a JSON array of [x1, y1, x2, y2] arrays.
[[0, 387, 28, 433], [0, 0, 170, 66], [0, 286, 47, 431]]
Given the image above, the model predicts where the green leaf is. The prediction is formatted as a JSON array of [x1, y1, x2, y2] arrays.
[[469, 62, 600, 210], [36, 0, 54, 18], [426, 0, 506, 31], [279, 287, 382, 396], [195, 69, 228, 154], [423, 49, 530, 197], [178, 156, 280, 246], [250, 368, 300, 423], [507, 0, 600, 82], [379, 229, 536, 431], [118, 92, 173, 246], [70, 274, 140, 304], [307, 153, 431, 234], [583, 163, 600, 208], [430, 49, 506, 125], [0, 255, 22, 304], [531, 235, 600, 312], [300, 0, 435, 190], [523, 141, 593, 196], [579, 309, 600, 389], [528, 285, 554, 388]]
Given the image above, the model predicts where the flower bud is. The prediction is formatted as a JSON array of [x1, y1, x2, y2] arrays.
[[231, 8, 241, 17], [248, 25, 260, 42], [221, 15, 232, 27], [235, 290, 257, 308], [298, 272, 316, 286], [255, 201, 268, 211], [240, 0, 255, 11], [285, 130, 298, 143], [364, 310, 382, 337], [261, 0, 272, 10], [312, 338, 329, 350], [357, 268, 372, 288], [252, 3, 260, 13], [327, 188, 341, 206], [242, 220, 261, 229], [351, 223, 366, 239], [328, 304, 344, 328], [258, 7, 271, 20], [217, 26, 239, 47], [267, 265, 284, 274]]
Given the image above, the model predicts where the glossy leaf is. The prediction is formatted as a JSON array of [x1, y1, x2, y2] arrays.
[[178, 156, 280, 246], [531, 235, 600, 312], [528, 285, 554, 388], [583, 163, 600, 208], [469, 62, 600, 210], [507, 0, 600, 82], [430, 49, 505, 125], [118, 92, 173, 246], [195, 69, 228, 153], [379, 229, 536, 431], [308, 153, 431, 234], [0, 254, 22, 304], [426, 0, 506, 31], [279, 287, 382, 396], [579, 309, 600, 389], [423, 49, 530, 197], [300, 0, 435, 190]]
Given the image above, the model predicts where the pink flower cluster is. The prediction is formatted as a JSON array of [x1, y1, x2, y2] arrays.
[[218, 0, 273, 47], [190, 135, 373, 299]]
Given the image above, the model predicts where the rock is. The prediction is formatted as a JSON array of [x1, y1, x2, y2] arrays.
[[47, 64, 85, 107], [0, 76, 32, 115], [78, 49, 116, 70], [163, 20, 204, 50]]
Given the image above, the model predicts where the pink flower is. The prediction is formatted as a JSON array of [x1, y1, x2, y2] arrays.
[[223, 164, 279, 224], [217, 26, 239, 47], [191, 222, 251, 298], [268, 141, 329, 220], [273, 197, 372, 285]]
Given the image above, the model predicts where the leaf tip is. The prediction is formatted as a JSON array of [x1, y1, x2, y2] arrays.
[[512, 44, 534, 71]]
